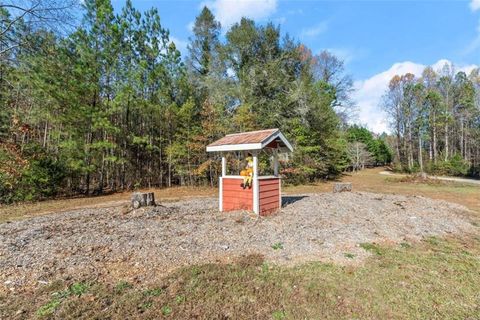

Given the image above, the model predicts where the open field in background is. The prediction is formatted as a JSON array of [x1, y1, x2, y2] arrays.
[[1, 167, 479, 223], [287, 168, 480, 216], [1, 168, 479, 319]]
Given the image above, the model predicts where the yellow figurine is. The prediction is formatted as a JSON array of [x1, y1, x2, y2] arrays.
[[240, 156, 254, 189]]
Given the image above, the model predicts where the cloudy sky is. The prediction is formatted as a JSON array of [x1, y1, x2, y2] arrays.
[[117, 0, 480, 133]]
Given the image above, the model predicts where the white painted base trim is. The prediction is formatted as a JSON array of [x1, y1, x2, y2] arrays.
[[222, 175, 278, 180]]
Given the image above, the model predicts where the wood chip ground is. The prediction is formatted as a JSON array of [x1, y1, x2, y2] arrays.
[[0, 192, 477, 293]]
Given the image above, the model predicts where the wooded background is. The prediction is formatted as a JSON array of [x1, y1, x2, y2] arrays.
[[383, 69, 480, 177], [1, 0, 477, 203]]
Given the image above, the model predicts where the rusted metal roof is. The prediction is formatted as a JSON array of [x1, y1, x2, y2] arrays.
[[206, 128, 293, 152], [208, 129, 278, 146]]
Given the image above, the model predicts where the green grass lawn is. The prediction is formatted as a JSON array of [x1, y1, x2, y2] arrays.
[[2, 236, 479, 319]]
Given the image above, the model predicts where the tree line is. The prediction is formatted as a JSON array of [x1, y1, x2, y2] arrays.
[[383, 65, 480, 177], [0, 0, 391, 203]]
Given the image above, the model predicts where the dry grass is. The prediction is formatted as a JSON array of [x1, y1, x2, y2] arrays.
[[0, 186, 215, 223], [2, 167, 479, 223], [285, 168, 480, 216], [2, 236, 479, 319], [1, 168, 478, 223]]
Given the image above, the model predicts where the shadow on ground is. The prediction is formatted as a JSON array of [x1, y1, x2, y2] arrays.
[[282, 195, 308, 207]]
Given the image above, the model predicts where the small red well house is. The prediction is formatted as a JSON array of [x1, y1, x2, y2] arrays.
[[206, 129, 293, 216]]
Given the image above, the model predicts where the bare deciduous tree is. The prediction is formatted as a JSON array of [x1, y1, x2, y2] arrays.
[[348, 142, 374, 172], [311, 50, 357, 124], [0, 0, 78, 56]]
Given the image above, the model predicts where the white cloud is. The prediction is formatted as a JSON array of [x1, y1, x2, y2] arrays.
[[300, 21, 328, 38], [470, 0, 480, 11], [352, 59, 478, 134], [431, 59, 478, 74], [352, 61, 424, 133], [201, 0, 277, 28]]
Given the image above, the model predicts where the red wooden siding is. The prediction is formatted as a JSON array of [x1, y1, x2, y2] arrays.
[[259, 178, 280, 216], [222, 178, 253, 211], [222, 177, 281, 215]]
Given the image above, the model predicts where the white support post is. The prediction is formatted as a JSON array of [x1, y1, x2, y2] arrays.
[[278, 177, 282, 210], [219, 154, 226, 212], [273, 149, 279, 177], [273, 149, 281, 211], [221, 155, 226, 176], [252, 152, 259, 214]]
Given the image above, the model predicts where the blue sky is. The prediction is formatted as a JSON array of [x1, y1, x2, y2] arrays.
[[113, 0, 480, 133]]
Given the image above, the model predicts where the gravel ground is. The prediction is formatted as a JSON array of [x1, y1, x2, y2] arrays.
[[0, 192, 477, 293]]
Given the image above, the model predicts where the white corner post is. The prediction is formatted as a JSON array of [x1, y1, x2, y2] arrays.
[[278, 174, 282, 211], [274, 148, 281, 210], [273, 149, 279, 177], [221, 154, 226, 176], [252, 151, 259, 214], [219, 154, 226, 212]]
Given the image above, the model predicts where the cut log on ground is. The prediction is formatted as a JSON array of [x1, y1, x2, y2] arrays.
[[333, 182, 352, 193], [417, 172, 428, 180], [131, 192, 155, 208]]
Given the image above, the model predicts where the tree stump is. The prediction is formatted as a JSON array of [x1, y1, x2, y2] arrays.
[[131, 192, 155, 209], [417, 172, 428, 180], [333, 182, 352, 193]]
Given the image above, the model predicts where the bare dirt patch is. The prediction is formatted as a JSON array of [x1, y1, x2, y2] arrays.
[[0, 192, 477, 294]]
